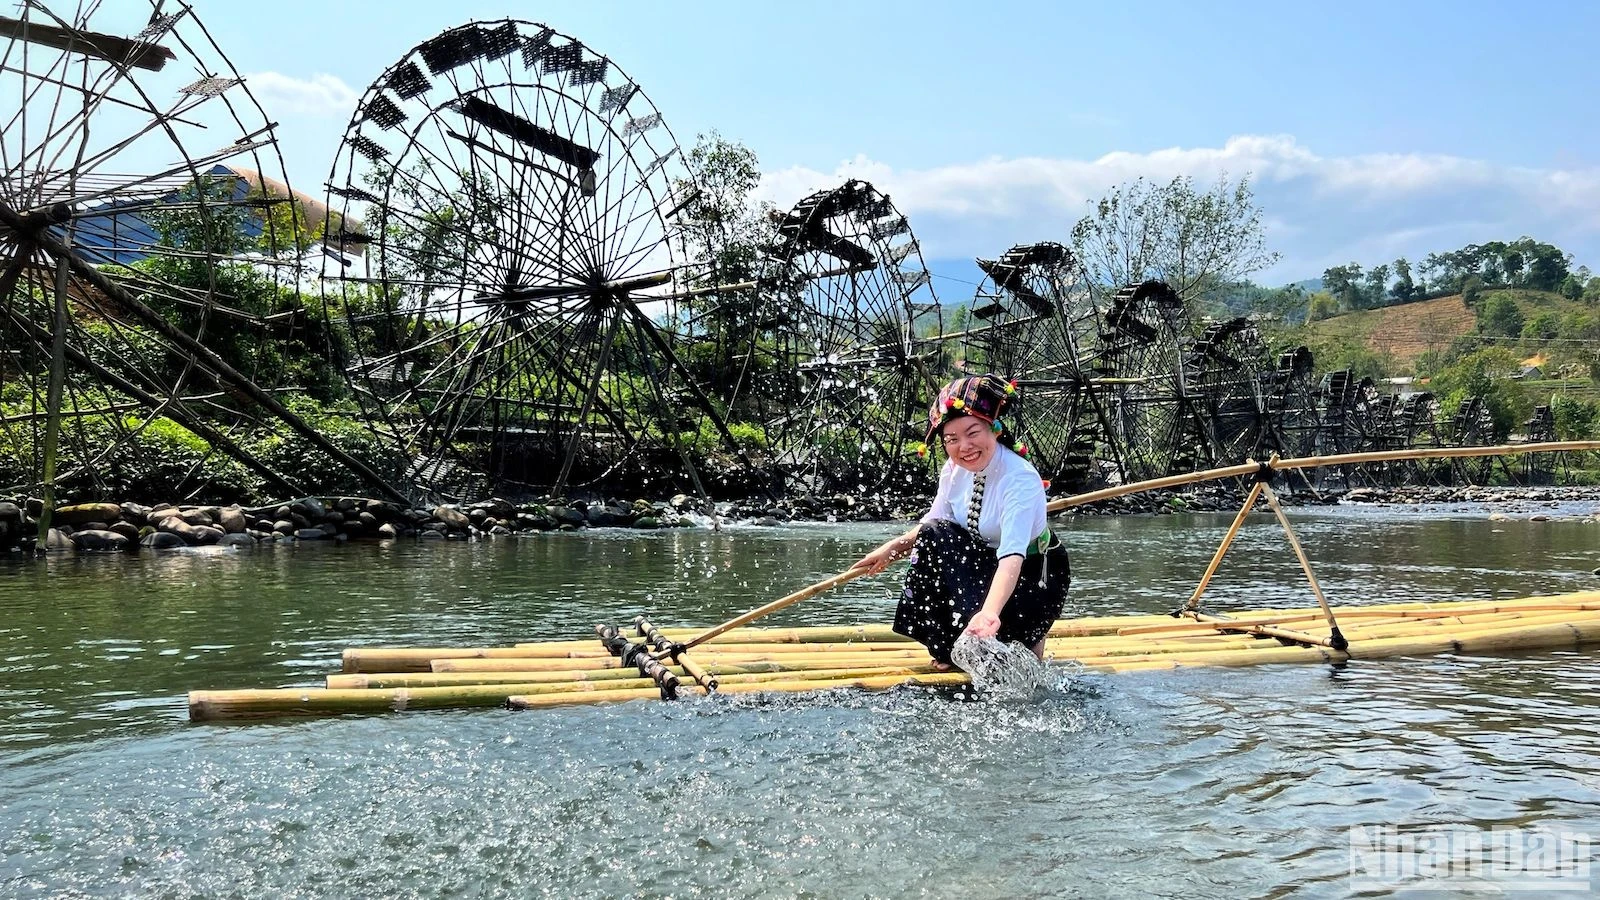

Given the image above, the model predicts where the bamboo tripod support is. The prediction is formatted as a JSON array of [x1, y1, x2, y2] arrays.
[[1177, 459, 1348, 651]]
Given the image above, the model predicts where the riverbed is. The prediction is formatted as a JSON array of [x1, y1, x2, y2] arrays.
[[4, 505, 1599, 896]]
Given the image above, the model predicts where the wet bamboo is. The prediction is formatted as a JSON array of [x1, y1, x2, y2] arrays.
[[1259, 480, 1346, 649], [508, 672, 972, 711], [659, 564, 875, 654], [434, 650, 930, 674], [331, 660, 944, 690]]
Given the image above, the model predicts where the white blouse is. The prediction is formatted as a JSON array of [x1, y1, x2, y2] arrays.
[[920, 445, 1048, 559]]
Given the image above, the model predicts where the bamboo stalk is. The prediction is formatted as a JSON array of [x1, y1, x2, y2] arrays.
[[433, 650, 931, 673], [1181, 480, 1266, 613], [508, 672, 972, 711]]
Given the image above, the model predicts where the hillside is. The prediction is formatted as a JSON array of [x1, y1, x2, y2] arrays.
[[1299, 294, 1476, 368]]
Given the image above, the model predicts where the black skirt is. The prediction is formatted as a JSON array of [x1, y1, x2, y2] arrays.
[[892, 518, 1071, 664]]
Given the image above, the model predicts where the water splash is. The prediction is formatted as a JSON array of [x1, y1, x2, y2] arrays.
[[952, 634, 1060, 698]]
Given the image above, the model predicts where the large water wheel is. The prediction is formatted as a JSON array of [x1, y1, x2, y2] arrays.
[[0, 2, 400, 504], [321, 20, 750, 500], [757, 180, 943, 495]]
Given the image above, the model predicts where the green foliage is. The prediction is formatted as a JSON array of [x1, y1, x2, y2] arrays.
[[1521, 311, 1561, 343], [1461, 275, 1485, 308], [1299, 332, 1395, 381], [1305, 291, 1340, 323], [245, 397, 406, 496], [1071, 174, 1279, 312], [1477, 294, 1524, 338], [1550, 394, 1599, 440], [1427, 347, 1528, 440]]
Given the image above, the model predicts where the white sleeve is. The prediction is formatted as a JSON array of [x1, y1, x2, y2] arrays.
[[995, 469, 1047, 558], [920, 461, 957, 525]]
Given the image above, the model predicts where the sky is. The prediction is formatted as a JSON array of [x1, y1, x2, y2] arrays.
[[200, 0, 1600, 290]]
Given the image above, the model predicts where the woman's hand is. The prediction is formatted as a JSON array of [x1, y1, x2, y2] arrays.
[[854, 545, 897, 575], [964, 610, 1001, 639]]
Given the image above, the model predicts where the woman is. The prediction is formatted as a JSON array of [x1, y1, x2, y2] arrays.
[[855, 373, 1070, 670]]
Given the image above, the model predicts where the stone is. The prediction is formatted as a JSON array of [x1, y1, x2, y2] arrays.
[[272, 520, 295, 536], [218, 506, 247, 534], [377, 523, 399, 539], [119, 502, 151, 525], [302, 497, 327, 520], [52, 502, 122, 526], [751, 516, 781, 527], [467, 507, 489, 524], [632, 517, 662, 529], [191, 525, 224, 546], [318, 522, 340, 537], [295, 528, 328, 541], [547, 505, 585, 527], [70, 529, 129, 552], [178, 508, 213, 527], [433, 506, 470, 530], [108, 522, 141, 542], [419, 529, 445, 540], [336, 497, 359, 512], [275, 505, 292, 521], [254, 519, 276, 533], [218, 533, 256, 548], [342, 520, 365, 537], [45, 528, 72, 551], [358, 511, 379, 529], [670, 493, 692, 510], [489, 525, 511, 535], [289, 512, 311, 529], [157, 517, 202, 545], [140, 531, 187, 550]]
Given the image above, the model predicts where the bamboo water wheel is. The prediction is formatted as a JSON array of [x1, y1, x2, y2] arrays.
[[320, 20, 750, 500], [757, 180, 944, 495], [0, 2, 401, 506], [958, 241, 1107, 489]]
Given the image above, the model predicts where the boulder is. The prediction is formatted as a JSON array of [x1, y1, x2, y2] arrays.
[[321, 510, 345, 526], [358, 511, 379, 530], [108, 521, 141, 542], [632, 517, 662, 529], [191, 525, 225, 546], [70, 529, 129, 552], [301, 497, 327, 520], [140, 531, 187, 550], [317, 522, 340, 537], [218, 505, 247, 534], [419, 529, 445, 540], [157, 517, 203, 545], [272, 520, 296, 536], [547, 505, 585, 527], [52, 502, 122, 526], [488, 525, 511, 535], [218, 533, 257, 548], [178, 508, 214, 527], [377, 523, 399, 539], [295, 528, 328, 541], [45, 527, 72, 551], [433, 506, 470, 530]]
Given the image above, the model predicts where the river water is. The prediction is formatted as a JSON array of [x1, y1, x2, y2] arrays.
[[3, 504, 1600, 897]]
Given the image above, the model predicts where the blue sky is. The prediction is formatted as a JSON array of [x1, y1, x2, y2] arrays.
[[207, 0, 1600, 287]]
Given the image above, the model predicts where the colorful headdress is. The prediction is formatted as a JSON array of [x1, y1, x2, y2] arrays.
[[927, 373, 1017, 441]]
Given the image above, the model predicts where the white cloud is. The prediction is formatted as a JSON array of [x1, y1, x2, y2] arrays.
[[757, 135, 1600, 284], [245, 71, 358, 118]]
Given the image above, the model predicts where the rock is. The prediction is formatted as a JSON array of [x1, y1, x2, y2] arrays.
[[218, 505, 247, 534], [191, 525, 224, 546], [157, 517, 203, 545], [45, 527, 72, 551], [140, 531, 187, 550], [272, 520, 295, 536], [433, 506, 470, 530], [253, 519, 275, 532], [377, 523, 399, 539], [108, 522, 141, 542], [52, 502, 122, 526], [1530, 514, 1550, 522], [178, 508, 214, 527], [489, 525, 511, 535], [302, 497, 327, 520], [80, 521, 109, 532], [275, 505, 292, 521], [358, 511, 379, 529], [315, 522, 339, 537], [419, 529, 445, 540], [119, 502, 151, 525], [547, 505, 585, 527], [586, 505, 632, 528], [295, 528, 328, 541], [467, 507, 489, 524], [335, 497, 359, 513], [751, 516, 781, 527], [342, 520, 365, 537], [218, 533, 256, 548], [69, 529, 129, 552], [632, 516, 662, 529]]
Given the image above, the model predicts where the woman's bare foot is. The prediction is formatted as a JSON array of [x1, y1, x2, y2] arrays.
[[930, 659, 954, 672]]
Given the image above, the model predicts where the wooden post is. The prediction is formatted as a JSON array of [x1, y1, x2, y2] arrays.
[[35, 254, 70, 549]]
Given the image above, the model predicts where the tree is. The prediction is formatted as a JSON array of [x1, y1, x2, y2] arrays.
[[1559, 273, 1585, 300], [1322, 262, 1364, 310], [1479, 294, 1524, 338], [1526, 242, 1571, 291], [1070, 174, 1279, 311], [1305, 291, 1340, 322], [1391, 257, 1416, 303], [1462, 275, 1486, 308], [1362, 263, 1391, 309]]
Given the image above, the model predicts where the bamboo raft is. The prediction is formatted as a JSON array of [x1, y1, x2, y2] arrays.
[[186, 443, 1600, 722], [187, 592, 1600, 721]]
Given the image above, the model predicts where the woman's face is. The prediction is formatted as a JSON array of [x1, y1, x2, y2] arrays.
[[939, 415, 998, 472]]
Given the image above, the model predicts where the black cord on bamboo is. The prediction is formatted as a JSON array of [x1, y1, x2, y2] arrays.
[[1329, 626, 1349, 652]]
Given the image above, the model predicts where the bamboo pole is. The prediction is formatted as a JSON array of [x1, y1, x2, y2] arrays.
[[507, 672, 973, 711], [434, 650, 930, 673], [1180, 480, 1266, 613], [667, 564, 873, 654], [1258, 479, 1346, 649]]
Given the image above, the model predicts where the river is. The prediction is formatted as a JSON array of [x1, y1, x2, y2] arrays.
[[3, 504, 1599, 897]]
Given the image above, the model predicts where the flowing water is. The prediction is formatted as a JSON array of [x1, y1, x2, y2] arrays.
[[3, 504, 1600, 897]]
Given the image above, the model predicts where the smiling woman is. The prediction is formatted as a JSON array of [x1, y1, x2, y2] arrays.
[[854, 372, 1070, 669]]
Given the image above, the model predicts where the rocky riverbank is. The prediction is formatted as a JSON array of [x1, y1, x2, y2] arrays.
[[4, 483, 1595, 556]]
